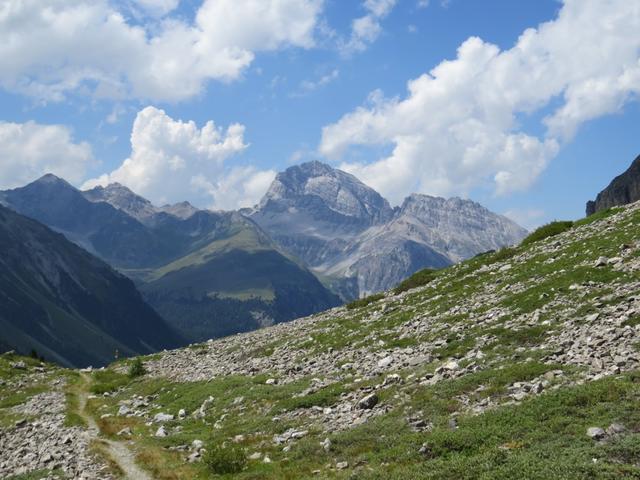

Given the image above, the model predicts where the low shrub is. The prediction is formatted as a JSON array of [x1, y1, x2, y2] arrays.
[[90, 370, 130, 394], [521, 221, 574, 246], [394, 268, 438, 294], [346, 293, 385, 310], [127, 357, 146, 378], [203, 443, 247, 475]]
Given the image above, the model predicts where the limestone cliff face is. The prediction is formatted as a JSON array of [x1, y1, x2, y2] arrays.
[[587, 154, 640, 216], [249, 162, 527, 299]]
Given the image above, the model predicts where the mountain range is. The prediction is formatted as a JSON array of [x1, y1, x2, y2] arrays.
[[0, 161, 526, 344], [0, 174, 340, 343], [0, 204, 181, 367], [247, 161, 527, 297]]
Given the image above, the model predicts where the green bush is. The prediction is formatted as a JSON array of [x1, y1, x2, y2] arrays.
[[203, 443, 247, 475], [394, 268, 438, 294], [346, 293, 385, 310], [127, 357, 146, 378], [521, 221, 574, 246], [90, 369, 130, 394]]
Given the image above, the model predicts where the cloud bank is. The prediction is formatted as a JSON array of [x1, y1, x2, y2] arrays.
[[83, 107, 275, 210], [340, 0, 398, 55], [0, 0, 324, 102], [0, 121, 93, 189], [321, 0, 640, 204]]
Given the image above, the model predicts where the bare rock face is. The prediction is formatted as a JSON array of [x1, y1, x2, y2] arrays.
[[586, 154, 640, 216], [249, 161, 527, 299], [256, 160, 394, 225], [247, 161, 395, 278], [83, 183, 160, 224], [84, 183, 198, 224]]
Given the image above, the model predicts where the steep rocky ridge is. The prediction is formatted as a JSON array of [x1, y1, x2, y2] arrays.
[[84, 182, 199, 225], [587, 153, 640, 215]]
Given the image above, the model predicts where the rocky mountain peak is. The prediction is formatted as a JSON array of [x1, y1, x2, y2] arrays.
[[83, 182, 157, 222], [23, 173, 76, 192], [4, 173, 84, 212], [399, 194, 492, 219], [33, 173, 69, 185], [159, 200, 198, 220], [259, 161, 393, 223]]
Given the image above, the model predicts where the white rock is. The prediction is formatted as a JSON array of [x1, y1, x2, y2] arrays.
[[377, 356, 393, 368], [117, 405, 130, 416], [587, 427, 605, 439], [154, 413, 174, 423]]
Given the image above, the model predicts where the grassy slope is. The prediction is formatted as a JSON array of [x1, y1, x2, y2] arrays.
[[140, 225, 341, 342], [4, 205, 640, 479]]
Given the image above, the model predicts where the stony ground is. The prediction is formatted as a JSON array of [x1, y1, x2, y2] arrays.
[[0, 359, 114, 479], [3, 202, 640, 479]]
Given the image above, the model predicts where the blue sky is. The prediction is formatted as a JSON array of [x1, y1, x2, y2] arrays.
[[1, 0, 639, 228]]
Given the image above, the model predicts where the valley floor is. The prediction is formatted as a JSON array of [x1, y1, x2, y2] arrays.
[[3, 202, 640, 479]]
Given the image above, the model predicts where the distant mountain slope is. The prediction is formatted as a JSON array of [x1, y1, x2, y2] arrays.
[[0, 205, 181, 367], [248, 161, 527, 298], [137, 218, 340, 340], [1, 175, 340, 341], [586, 154, 640, 215]]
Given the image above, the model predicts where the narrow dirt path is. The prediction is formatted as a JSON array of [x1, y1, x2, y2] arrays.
[[78, 373, 154, 480]]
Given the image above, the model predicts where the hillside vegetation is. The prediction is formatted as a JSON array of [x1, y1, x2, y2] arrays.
[[3, 202, 640, 479]]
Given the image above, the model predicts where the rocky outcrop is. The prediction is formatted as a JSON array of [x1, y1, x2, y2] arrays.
[[586, 154, 640, 215]]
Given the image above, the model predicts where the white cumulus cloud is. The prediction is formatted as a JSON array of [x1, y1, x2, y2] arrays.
[[0, 121, 93, 189], [321, 0, 640, 204], [0, 0, 324, 102], [191, 166, 276, 211], [340, 0, 397, 55], [292, 69, 339, 97], [83, 106, 274, 209]]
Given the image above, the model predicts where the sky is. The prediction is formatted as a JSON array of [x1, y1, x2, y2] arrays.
[[1, 0, 639, 229]]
